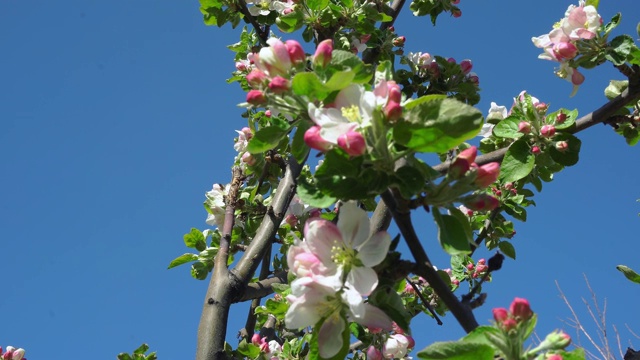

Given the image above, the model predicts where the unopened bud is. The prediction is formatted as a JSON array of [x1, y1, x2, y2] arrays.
[[531, 145, 541, 155], [460, 59, 472, 74], [449, 146, 477, 178], [384, 101, 403, 122], [393, 36, 406, 47], [337, 130, 366, 156], [540, 124, 556, 138], [246, 90, 267, 106], [366, 346, 383, 360], [518, 121, 531, 134], [510, 297, 533, 321], [475, 162, 500, 188], [313, 39, 333, 69], [246, 69, 268, 88], [241, 152, 257, 166], [285, 40, 306, 64], [268, 76, 290, 94], [452, 8, 462, 17], [467, 72, 479, 85], [464, 193, 500, 211], [556, 112, 567, 123], [555, 141, 569, 152], [304, 126, 333, 152], [553, 41, 578, 60]]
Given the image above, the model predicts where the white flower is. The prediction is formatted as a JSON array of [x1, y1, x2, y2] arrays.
[[487, 102, 507, 121], [308, 84, 376, 144], [205, 184, 228, 229], [383, 334, 410, 359], [247, 0, 275, 16], [478, 123, 494, 138]]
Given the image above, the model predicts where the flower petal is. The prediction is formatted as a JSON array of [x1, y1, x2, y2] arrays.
[[318, 313, 346, 359], [359, 303, 393, 331], [337, 202, 370, 248], [357, 230, 391, 267], [347, 266, 378, 296], [304, 218, 341, 265]]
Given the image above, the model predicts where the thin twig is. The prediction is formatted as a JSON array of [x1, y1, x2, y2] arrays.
[[406, 277, 443, 325]]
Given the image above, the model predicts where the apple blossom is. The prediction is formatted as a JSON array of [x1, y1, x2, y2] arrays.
[[518, 121, 531, 134], [449, 146, 477, 178], [460, 59, 472, 74], [383, 334, 410, 359], [246, 69, 268, 88], [268, 76, 290, 94], [205, 183, 228, 229], [284, 39, 305, 64], [510, 297, 533, 320], [252, 38, 292, 78], [464, 193, 500, 211], [493, 307, 509, 323], [475, 163, 500, 188], [532, 145, 541, 155], [246, 89, 267, 106], [486, 102, 508, 121], [555, 140, 569, 152], [540, 124, 556, 138]]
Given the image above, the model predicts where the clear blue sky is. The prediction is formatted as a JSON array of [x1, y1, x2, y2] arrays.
[[1, 1, 639, 358]]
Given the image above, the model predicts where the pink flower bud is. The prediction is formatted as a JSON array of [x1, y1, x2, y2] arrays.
[[304, 126, 333, 152], [478, 258, 486, 265], [241, 152, 257, 166], [467, 72, 480, 85], [493, 307, 509, 323], [571, 69, 585, 86], [246, 90, 267, 106], [466, 263, 475, 271], [387, 81, 402, 104], [539, 330, 572, 351], [428, 61, 441, 78], [285, 40, 306, 64], [510, 297, 533, 321], [337, 130, 366, 156], [265, 110, 272, 117], [547, 355, 563, 360], [553, 41, 578, 60], [451, 0, 460, 3], [447, 57, 456, 64], [452, 8, 462, 17], [452, 279, 460, 285], [393, 36, 405, 47], [241, 127, 253, 139], [540, 125, 556, 138], [535, 102, 548, 112], [251, 333, 263, 345], [460, 59, 472, 74], [475, 162, 500, 188], [246, 69, 268, 88], [504, 182, 514, 191], [502, 318, 518, 331], [308, 208, 322, 218], [235, 61, 248, 71], [555, 141, 569, 152], [284, 213, 298, 227], [313, 39, 333, 69], [388, 26, 395, 32], [268, 76, 290, 94], [518, 121, 531, 134], [464, 193, 500, 211], [366, 346, 383, 360], [449, 146, 477, 178], [556, 112, 567, 123], [532, 145, 541, 155], [256, 38, 292, 77], [384, 101, 402, 122], [405, 335, 416, 349]]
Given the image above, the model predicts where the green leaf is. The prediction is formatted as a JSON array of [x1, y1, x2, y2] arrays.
[[500, 138, 535, 183], [549, 134, 581, 166], [167, 253, 199, 269], [296, 176, 337, 209], [324, 70, 356, 91], [275, 8, 304, 32], [556, 348, 586, 360], [369, 287, 412, 331], [393, 165, 426, 198], [394, 98, 484, 153], [606, 35, 635, 66], [307, 0, 329, 11], [292, 72, 331, 100], [328, 50, 372, 84], [498, 241, 516, 260], [585, 0, 599, 8], [433, 208, 472, 255], [462, 326, 502, 347], [247, 126, 290, 154], [604, 80, 628, 100], [417, 341, 495, 360], [237, 339, 261, 358], [616, 265, 640, 284], [547, 108, 578, 130], [184, 228, 206, 250], [492, 117, 525, 139]]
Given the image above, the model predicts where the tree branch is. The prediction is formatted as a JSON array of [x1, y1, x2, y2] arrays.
[[237, 271, 288, 302]]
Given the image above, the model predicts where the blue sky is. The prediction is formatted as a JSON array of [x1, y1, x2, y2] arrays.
[[1, 1, 639, 359]]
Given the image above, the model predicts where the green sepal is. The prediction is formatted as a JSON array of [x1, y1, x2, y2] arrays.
[[616, 265, 640, 284]]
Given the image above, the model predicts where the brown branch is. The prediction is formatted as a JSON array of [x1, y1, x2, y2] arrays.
[[237, 271, 288, 302], [362, 0, 407, 65], [235, 0, 269, 45], [381, 189, 480, 333], [241, 244, 273, 341]]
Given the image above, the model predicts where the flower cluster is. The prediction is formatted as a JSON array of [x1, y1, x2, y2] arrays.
[[204, 183, 229, 229], [492, 297, 533, 331], [0, 346, 26, 360], [284, 202, 393, 358], [251, 333, 282, 359], [466, 258, 488, 279], [447, 146, 501, 211], [304, 77, 402, 156], [532, 1, 603, 95], [365, 323, 415, 359]]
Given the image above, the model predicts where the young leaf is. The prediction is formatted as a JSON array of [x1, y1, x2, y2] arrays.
[[492, 117, 525, 139], [433, 208, 472, 255], [549, 134, 581, 166], [184, 228, 206, 250], [616, 265, 640, 284], [246, 126, 290, 154], [394, 98, 483, 153], [500, 138, 535, 183], [498, 241, 516, 260], [167, 253, 199, 269], [417, 341, 495, 360]]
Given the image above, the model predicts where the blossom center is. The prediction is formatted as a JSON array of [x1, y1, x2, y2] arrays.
[[341, 105, 361, 123]]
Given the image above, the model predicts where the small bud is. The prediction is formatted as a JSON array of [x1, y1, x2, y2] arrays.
[[313, 39, 333, 69], [388, 26, 395, 32], [531, 145, 541, 155], [428, 61, 441, 78], [504, 182, 514, 191], [555, 141, 569, 152], [241, 152, 257, 166], [556, 112, 567, 123], [246, 69, 268, 88], [518, 121, 531, 134], [384, 101, 402, 122], [447, 57, 457, 64], [393, 36, 406, 47], [475, 162, 500, 188], [553, 41, 578, 60], [251, 333, 262, 345], [366, 346, 383, 360], [502, 318, 518, 331], [304, 126, 333, 152], [337, 130, 366, 156], [546, 355, 563, 360], [265, 109, 272, 117], [466, 263, 475, 271], [467, 72, 480, 85], [460, 59, 472, 74], [464, 193, 500, 211], [540, 124, 556, 138], [449, 146, 477, 178], [452, 8, 462, 17], [285, 40, 306, 64], [510, 297, 533, 321], [571, 69, 585, 86], [284, 213, 298, 227], [537, 330, 572, 351], [268, 76, 290, 94], [478, 258, 486, 265], [235, 61, 248, 71], [246, 90, 267, 106], [452, 279, 460, 285], [387, 81, 402, 104]]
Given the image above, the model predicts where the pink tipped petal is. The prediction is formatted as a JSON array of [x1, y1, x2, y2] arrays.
[[347, 266, 379, 296], [304, 218, 342, 263], [357, 231, 391, 267], [318, 313, 345, 358], [360, 303, 393, 330], [337, 202, 370, 248]]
